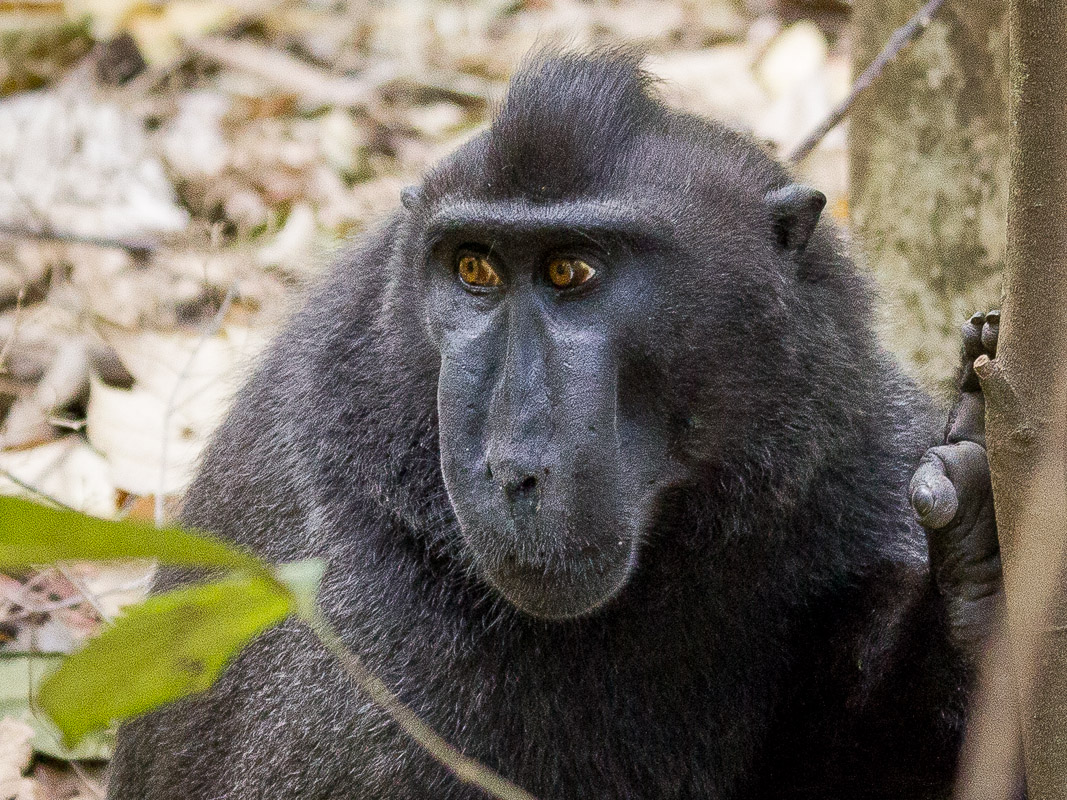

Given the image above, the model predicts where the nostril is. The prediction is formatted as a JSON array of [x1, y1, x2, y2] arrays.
[[504, 474, 539, 505]]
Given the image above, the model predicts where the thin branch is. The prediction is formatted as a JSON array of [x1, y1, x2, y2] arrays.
[[0, 469, 76, 512], [154, 282, 238, 527], [184, 36, 380, 109], [184, 35, 492, 112], [68, 762, 105, 799], [0, 223, 158, 258], [0, 575, 151, 622], [787, 0, 948, 164], [22, 642, 107, 798], [55, 564, 113, 623], [306, 614, 540, 800], [117, 0, 291, 100], [0, 288, 26, 373]]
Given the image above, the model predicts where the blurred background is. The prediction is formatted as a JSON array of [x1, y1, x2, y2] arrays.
[[0, 0, 1006, 795]]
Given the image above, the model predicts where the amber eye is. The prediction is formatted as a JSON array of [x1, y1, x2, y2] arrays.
[[546, 257, 596, 289], [456, 253, 502, 288]]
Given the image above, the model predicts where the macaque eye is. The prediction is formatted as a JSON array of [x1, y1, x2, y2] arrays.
[[546, 257, 596, 289], [456, 253, 502, 288]]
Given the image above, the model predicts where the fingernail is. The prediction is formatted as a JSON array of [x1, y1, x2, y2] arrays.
[[912, 484, 935, 517]]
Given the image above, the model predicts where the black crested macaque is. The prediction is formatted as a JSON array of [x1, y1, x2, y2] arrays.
[[108, 50, 1003, 799]]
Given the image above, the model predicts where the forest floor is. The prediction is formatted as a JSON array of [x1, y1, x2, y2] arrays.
[[0, 0, 851, 795]]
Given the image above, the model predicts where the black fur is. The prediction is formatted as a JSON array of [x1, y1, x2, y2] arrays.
[[108, 50, 973, 799]]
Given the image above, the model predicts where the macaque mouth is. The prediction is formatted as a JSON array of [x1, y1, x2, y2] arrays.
[[482, 548, 635, 619]]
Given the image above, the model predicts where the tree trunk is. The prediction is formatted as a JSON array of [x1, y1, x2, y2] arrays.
[[976, 1, 1067, 796], [850, 0, 1007, 393]]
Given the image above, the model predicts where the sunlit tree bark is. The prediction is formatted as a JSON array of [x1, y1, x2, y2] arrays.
[[850, 0, 1007, 393], [971, 1, 1067, 796]]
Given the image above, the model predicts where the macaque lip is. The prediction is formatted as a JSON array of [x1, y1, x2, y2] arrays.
[[484, 555, 633, 619]]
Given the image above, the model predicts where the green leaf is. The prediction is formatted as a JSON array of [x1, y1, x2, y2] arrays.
[[37, 573, 292, 745], [274, 559, 325, 619], [0, 654, 114, 760], [0, 496, 262, 573]]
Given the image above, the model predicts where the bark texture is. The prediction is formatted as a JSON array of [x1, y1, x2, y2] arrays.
[[978, 1, 1067, 795], [850, 0, 1007, 392]]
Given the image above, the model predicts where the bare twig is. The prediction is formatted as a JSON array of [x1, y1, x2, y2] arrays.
[[184, 36, 381, 109], [0, 289, 27, 373], [184, 35, 492, 112], [787, 0, 948, 164], [55, 564, 113, 623], [117, 0, 291, 100], [68, 762, 106, 799], [0, 575, 151, 622], [387, 72, 496, 108], [0, 223, 158, 258], [0, 469, 76, 512], [154, 282, 238, 527], [307, 614, 540, 800]]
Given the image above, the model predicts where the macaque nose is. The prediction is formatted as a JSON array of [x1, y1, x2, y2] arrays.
[[488, 461, 541, 514], [505, 474, 539, 506]]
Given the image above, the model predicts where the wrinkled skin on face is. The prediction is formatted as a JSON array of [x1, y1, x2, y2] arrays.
[[416, 188, 825, 618], [422, 213, 679, 618]]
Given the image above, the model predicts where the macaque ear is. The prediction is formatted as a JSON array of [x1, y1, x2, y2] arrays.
[[765, 185, 826, 255], [401, 185, 422, 211]]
